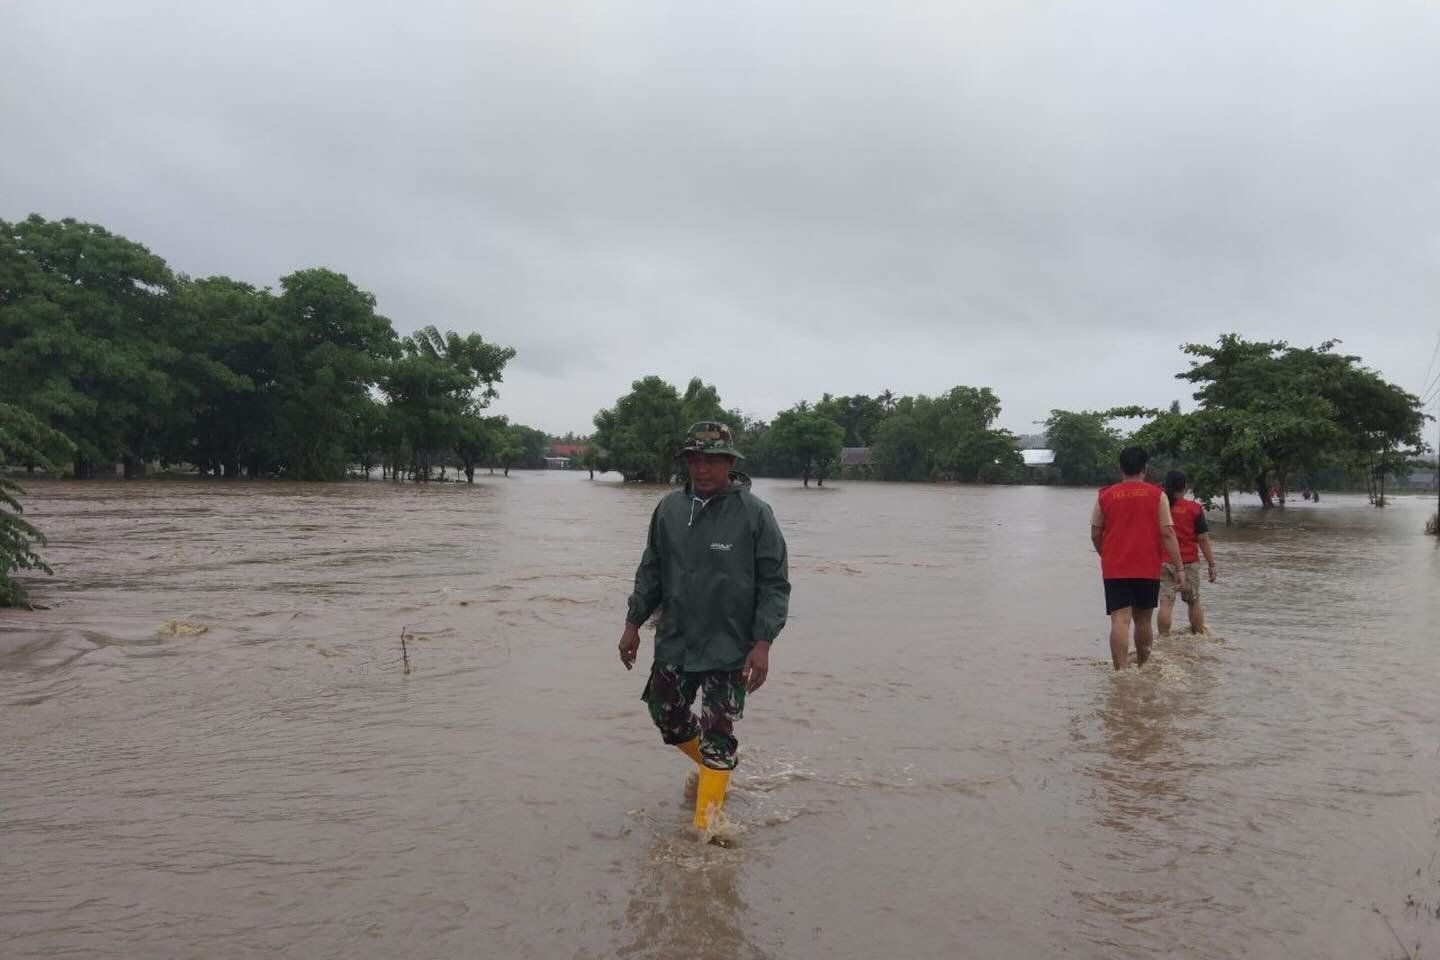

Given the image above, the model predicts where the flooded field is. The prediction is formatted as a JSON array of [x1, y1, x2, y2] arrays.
[[2, 475, 1437, 959]]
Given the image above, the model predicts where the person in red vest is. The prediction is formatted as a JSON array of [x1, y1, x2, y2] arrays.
[[1157, 470, 1217, 635], [1089, 446, 1185, 669]]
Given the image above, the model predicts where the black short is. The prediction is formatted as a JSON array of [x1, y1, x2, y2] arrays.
[[1104, 578, 1160, 614]]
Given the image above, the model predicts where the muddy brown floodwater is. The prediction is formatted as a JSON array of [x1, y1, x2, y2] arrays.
[[2, 475, 1438, 959]]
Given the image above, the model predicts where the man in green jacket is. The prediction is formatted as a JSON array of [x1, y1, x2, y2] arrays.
[[618, 421, 791, 833]]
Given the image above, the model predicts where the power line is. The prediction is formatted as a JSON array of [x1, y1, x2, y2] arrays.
[[1421, 332, 1440, 397], [1422, 357, 1440, 407]]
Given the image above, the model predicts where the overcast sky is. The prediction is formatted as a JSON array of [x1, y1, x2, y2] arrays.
[[4, 1, 1439, 436]]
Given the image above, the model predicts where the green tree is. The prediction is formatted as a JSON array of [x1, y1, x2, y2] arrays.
[[454, 411, 499, 483], [1133, 406, 1264, 524], [592, 376, 686, 482], [579, 445, 599, 479], [384, 351, 470, 479], [0, 215, 177, 478], [1286, 343, 1425, 506], [872, 410, 929, 481], [512, 425, 550, 469], [269, 269, 400, 480], [1045, 410, 1121, 485], [379, 326, 514, 482], [731, 417, 773, 474], [867, 387, 1019, 483], [165, 276, 278, 477], [348, 395, 390, 479], [489, 421, 527, 477], [679, 377, 727, 427], [767, 408, 844, 486], [925, 387, 1019, 481], [1178, 335, 1424, 509], [815, 394, 886, 448], [0, 403, 73, 606]]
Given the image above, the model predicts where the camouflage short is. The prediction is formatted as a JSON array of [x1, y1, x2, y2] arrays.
[[641, 661, 746, 771], [1161, 562, 1201, 604]]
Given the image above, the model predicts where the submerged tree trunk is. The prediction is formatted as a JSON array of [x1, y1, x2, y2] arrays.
[[1222, 481, 1232, 526], [1256, 474, 1274, 509], [73, 456, 92, 480], [464, 464, 474, 484]]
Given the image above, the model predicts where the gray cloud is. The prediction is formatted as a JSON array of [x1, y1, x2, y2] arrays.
[[4, 0, 1439, 435]]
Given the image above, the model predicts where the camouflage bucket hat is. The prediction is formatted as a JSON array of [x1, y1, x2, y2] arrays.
[[680, 421, 743, 458]]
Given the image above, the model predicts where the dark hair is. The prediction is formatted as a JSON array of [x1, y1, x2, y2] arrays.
[[1164, 469, 1188, 506], [1118, 446, 1149, 477]]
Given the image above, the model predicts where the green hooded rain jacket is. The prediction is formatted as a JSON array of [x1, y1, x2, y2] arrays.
[[625, 475, 790, 672]]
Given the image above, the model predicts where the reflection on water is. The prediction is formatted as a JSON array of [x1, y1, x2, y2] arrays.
[[1, 478, 1438, 959]]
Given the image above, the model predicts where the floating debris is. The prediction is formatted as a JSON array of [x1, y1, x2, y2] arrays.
[[155, 619, 207, 639]]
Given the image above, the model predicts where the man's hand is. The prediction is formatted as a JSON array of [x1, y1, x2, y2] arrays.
[[743, 640, 771, 693], [1174, 567, 1186, 589], [1208, 561, 1218, 583], [618, 623, 641, 671]]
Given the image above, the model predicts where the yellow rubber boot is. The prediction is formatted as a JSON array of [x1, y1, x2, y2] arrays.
[[693, 766, 731, 831], [676, 737, 702, 764]]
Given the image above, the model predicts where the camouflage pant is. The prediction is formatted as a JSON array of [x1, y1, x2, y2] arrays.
[[641, 661, 746, 770]]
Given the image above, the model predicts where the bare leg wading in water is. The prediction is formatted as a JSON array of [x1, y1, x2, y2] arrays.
[[1092, 447, 1183, 670]]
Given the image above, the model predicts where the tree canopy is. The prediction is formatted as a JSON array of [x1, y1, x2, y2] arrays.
[[0, 215, 535, 484], [766, 408, 844, 486], [591, 376, 741, 482], [1132, 335, 1426, 518]]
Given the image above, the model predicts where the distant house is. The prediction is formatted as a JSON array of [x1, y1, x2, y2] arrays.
[[1021, 449, 1056, 468], [548, 443, 589, 459], [841, 447, 871, 468]]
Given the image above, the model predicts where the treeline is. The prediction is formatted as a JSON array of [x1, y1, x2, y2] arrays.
[[589, 336, 1428, 512], [1133, 336, 1427, 517], [1042, 338, 1428, 517], [0, 215, 546, 483], [589, 378, 1023, 485]]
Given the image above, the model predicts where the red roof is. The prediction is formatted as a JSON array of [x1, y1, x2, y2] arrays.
[[549, 444, 589, 457]]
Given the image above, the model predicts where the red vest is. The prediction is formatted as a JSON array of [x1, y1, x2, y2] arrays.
[[1098, 481, 1163, 579], [1170, 497, 1203, 564]]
